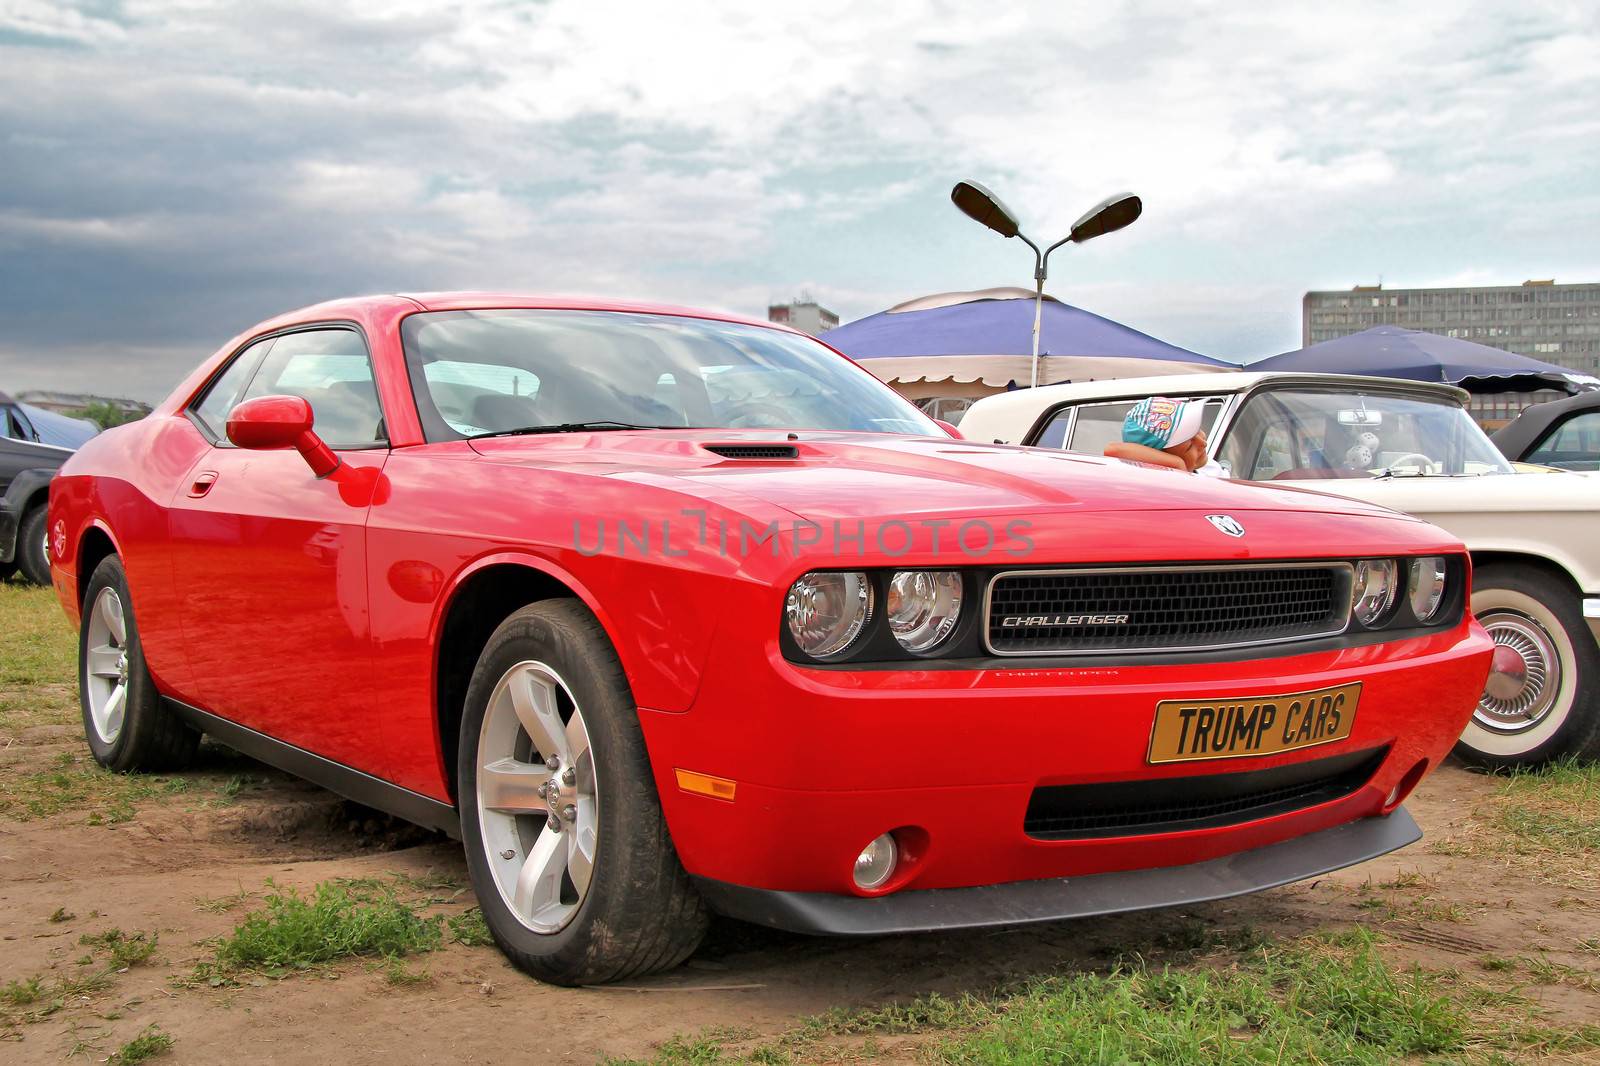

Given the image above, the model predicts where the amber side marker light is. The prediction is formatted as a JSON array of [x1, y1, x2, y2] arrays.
[[675, 769, 737, 801]]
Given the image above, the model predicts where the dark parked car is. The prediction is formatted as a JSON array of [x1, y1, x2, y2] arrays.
[[2, 392, 97, 584], [1493, 390, 1600, 472]]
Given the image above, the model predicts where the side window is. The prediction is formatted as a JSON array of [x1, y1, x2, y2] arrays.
[[1034, 398, 1225, 456], [238, 329, 386, 449], [3, 406, 25, 441], [190, 337, 274, 441], [1065, 401, 1139, 455], [1034, 407, 1074, 449], [1527, 411, 1600, 469]]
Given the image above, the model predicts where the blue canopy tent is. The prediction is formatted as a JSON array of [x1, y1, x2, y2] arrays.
[[1252, 325, 1598, 391], [823, 289, 1236, 398]]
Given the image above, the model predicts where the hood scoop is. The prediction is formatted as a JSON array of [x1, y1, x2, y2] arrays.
[[702, 443, 799, 461]]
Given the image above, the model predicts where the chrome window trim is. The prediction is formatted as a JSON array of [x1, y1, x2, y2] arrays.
[[981, 561, 1355, 657]]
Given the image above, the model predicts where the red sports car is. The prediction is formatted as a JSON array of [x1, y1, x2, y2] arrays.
[[49, 293, 1492, 985]]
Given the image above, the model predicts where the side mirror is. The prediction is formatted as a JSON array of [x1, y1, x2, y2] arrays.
[[1068, 193, 1142, 244], [226, 395, 340, 477], [933, 418, 964, 440]]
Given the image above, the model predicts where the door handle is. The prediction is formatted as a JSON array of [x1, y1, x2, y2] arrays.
[[188, 471, 219, 498]]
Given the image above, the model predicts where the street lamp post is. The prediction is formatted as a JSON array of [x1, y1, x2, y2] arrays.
[[950, 182, 1142, 388]]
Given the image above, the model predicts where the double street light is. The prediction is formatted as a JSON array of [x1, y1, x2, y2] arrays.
[[950, 181, 1142, 388]]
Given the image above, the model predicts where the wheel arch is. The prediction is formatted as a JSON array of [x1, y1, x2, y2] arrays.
[[431, 554, 628, 804], [1469, 550, 1585, 597], [75, 521, 121, 608]]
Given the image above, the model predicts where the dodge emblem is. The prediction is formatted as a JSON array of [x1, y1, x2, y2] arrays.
[[1206, 514, 1245, 538]]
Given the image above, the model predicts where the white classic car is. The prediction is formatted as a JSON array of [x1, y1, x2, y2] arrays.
[[961, 371, 1600, 769]]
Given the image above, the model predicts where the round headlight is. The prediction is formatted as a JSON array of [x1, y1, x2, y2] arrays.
[[1408, 556, 1448, 622], [886, 571, 963, 653], [785, 571, 873, 659], [1351, 558, 1399, 627]]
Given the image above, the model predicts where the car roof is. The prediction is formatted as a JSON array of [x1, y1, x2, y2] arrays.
[[961, 370, 1467, 432], [255, 292, 797, 337], [1491, 388, 1600, 454]]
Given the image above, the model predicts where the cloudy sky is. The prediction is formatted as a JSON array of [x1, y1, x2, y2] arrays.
[[2, 0, 1597, 401]]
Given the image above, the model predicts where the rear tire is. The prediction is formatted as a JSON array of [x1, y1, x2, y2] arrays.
[[79, 555, 200, 772], [1456, 565, 1600, 769], [456, 599, 707, 985], [17, 504, 50, 585]]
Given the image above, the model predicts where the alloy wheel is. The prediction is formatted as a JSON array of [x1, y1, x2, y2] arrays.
[[475, 660, 599, 934], [84, 586, 131, 744]]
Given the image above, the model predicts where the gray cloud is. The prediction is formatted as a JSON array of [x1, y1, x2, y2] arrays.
[[1, 0, 1598, 400]]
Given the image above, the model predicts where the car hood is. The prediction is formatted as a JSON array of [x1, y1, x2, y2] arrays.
[[1272, 467, 1600, 516], [468, 430, 1416, 524]]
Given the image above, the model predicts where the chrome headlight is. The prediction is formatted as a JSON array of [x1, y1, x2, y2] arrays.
[[886, 571, 963, 653], [1408, 556, 1448, 622], [1351, 558, 1399, 627], [785, 571, 873, 659]]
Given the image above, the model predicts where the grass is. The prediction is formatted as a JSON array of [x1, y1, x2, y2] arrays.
[[447, 907, 493, 947], [380, 957, 433, 987], [0, 968, 113, 1029], [2, 976, 43, 1006], [110, 1023, 173, 1064], [0, 582, 76, 737], [0, 585, 205, 824], [1430, 759, 1600, 891], [614, 931, 1600, 1065], [80, 928, 159, 969], [1492, 760, 1600, 855], [0, 585, 259, 824], [211, 880, 442, 974], [3, 748, 195, 823]]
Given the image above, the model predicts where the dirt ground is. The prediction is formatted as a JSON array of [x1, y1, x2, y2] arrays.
[[3, 728, 1597, 1065], [2, 586, 1598, 1063]]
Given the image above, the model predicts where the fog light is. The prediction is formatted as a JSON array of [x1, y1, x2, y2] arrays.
[[853, 833, 898, 891]]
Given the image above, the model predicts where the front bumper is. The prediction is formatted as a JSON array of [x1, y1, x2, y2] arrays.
[[1584, 597, 1600, 649], [694, 807, 1419, 935], [640, 620, 1490, 900]]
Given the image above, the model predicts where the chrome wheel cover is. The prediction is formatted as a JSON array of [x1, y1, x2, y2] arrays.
[[84, 586, 131, 744], [1475, 611, 1560, 734], [475, 660, 598, 935]]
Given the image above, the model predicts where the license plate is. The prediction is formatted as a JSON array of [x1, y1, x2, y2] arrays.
[[1146, 682, 1361, 764]]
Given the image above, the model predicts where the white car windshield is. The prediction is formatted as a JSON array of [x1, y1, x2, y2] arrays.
[[1219, 388, 1514, 480], [400, 309, 938, 439]]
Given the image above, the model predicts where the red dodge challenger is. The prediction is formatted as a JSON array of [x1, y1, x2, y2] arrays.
[[48, 293, 1492, 985]]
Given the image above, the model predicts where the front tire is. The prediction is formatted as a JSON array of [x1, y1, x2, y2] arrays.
[[79, 555, 199, 771], [17, 504, 50, 585], [1457, 565, 1600, 768], [457, 600, 707, 985]]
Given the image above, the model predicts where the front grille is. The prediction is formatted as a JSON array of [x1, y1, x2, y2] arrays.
[[985, 563, 1350, 655], [1024, 746, 1387, 840], [703, 444, 798, 460]]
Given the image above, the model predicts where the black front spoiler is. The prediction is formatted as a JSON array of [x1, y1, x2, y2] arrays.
[[693, 808, 1420, 936]]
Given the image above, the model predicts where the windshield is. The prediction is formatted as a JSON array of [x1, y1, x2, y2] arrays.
[[1219, 388, 1514, 480], [400, 309, 938, 439]]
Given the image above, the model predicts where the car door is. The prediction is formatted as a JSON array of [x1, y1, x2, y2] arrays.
[[167, 327, 390, 769]]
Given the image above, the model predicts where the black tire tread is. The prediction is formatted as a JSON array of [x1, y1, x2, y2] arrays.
[[462, 599, 707, 985], [18, 504, 50, 585]]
